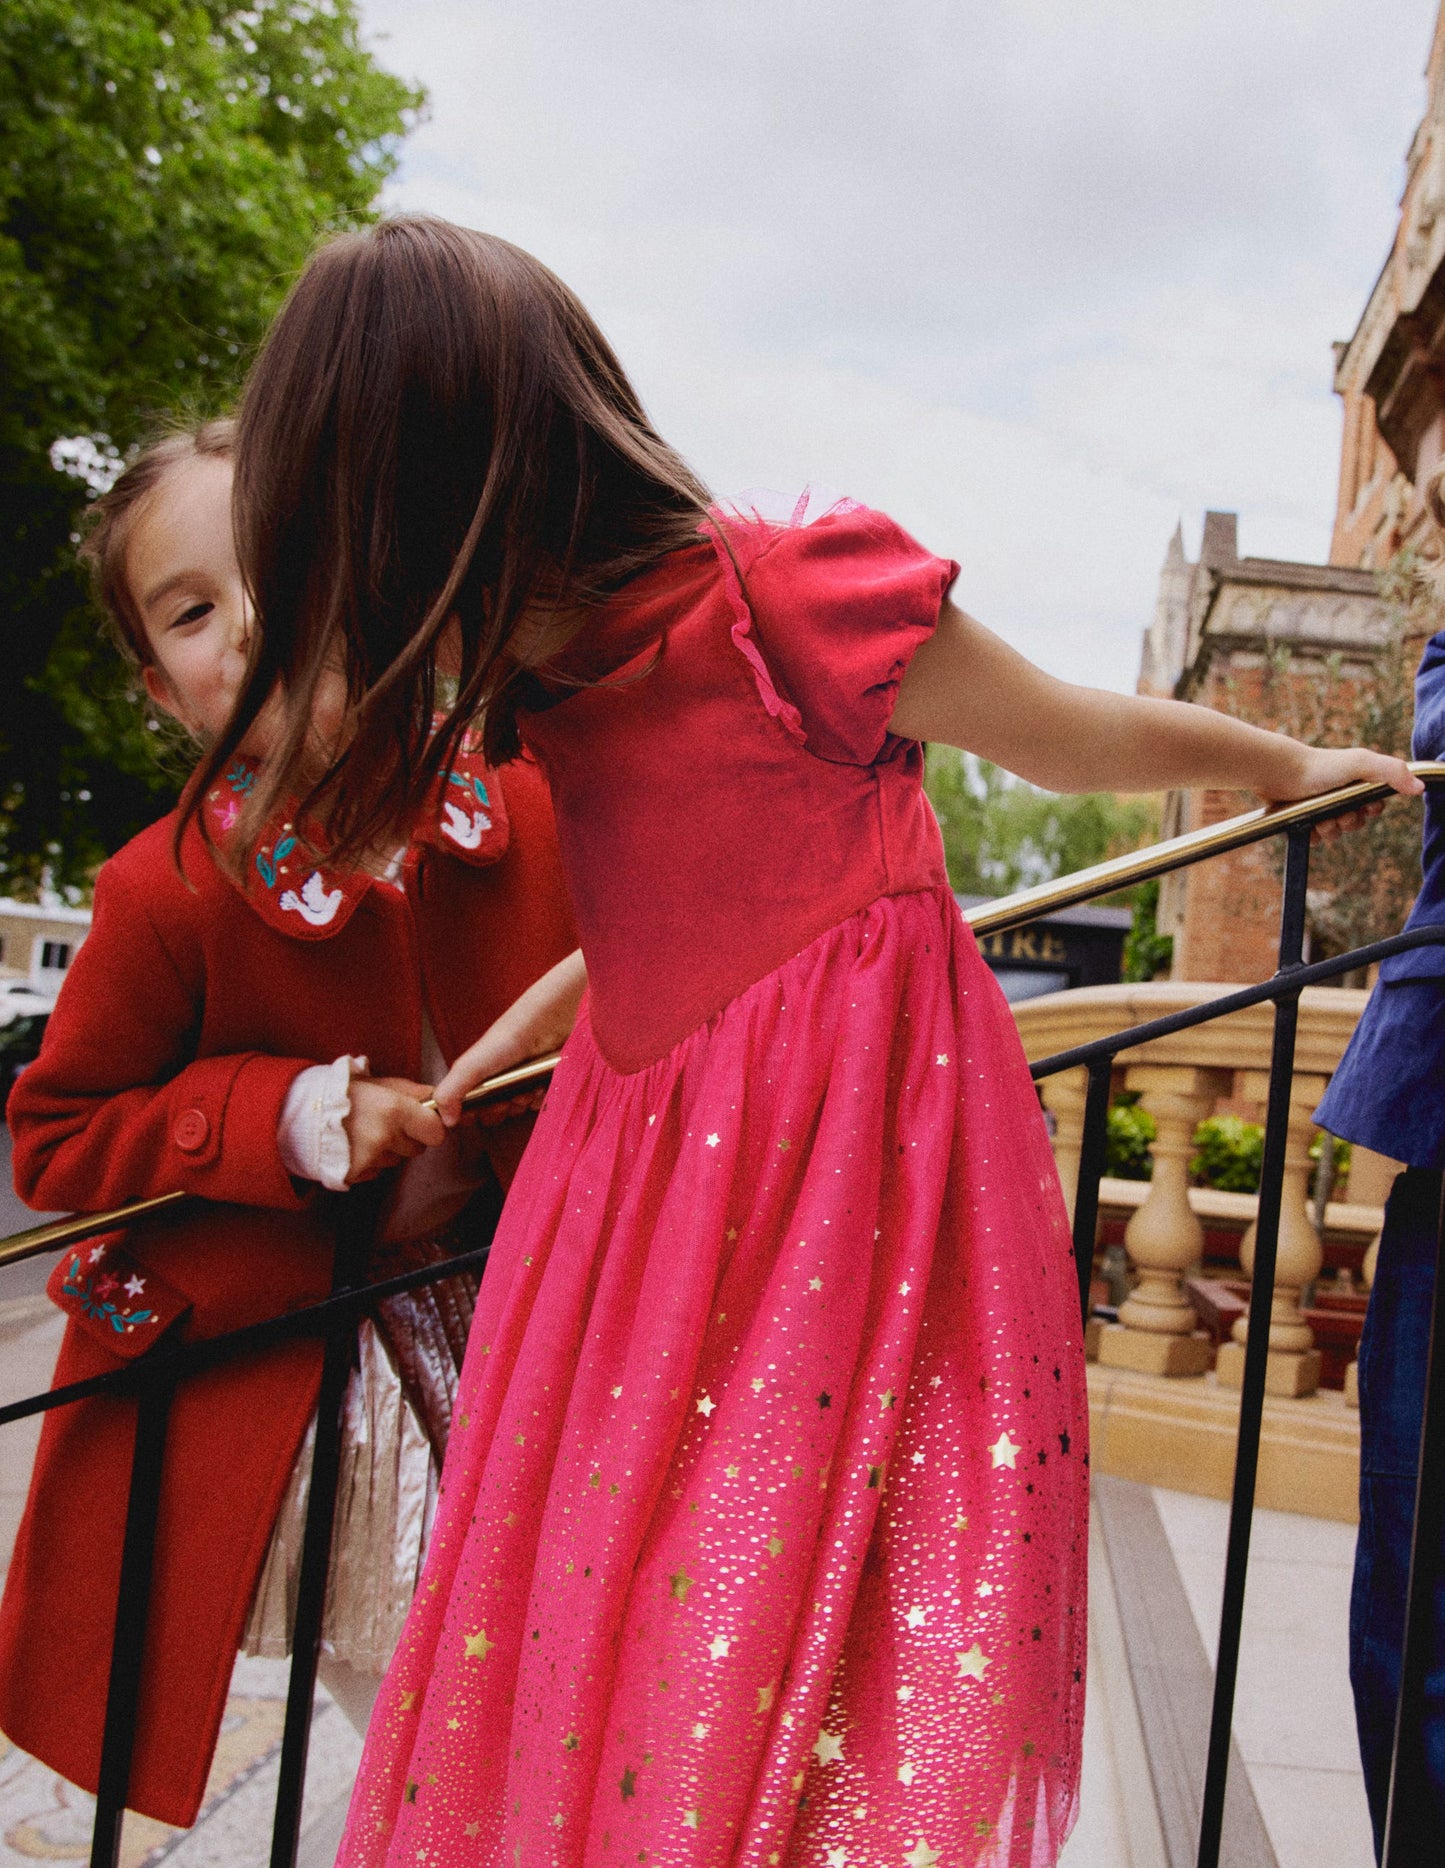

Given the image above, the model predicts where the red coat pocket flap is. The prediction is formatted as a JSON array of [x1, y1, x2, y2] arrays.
[[47, 1237, 192, 1360]]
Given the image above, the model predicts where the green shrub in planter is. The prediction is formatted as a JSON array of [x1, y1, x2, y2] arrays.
[[1106, 1098, 1156, 1180], [1190, 1115, 1264, 1193]]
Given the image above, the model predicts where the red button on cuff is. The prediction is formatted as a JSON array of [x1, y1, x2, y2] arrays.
[[173, 1109, 210, 1153]]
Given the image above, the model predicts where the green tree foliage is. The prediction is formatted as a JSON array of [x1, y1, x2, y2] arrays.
[[924, 744, 1161, 908], [0, 0, 422, 891]]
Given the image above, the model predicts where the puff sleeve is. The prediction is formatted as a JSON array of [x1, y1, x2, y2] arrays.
[[714, 502, 958, 765]]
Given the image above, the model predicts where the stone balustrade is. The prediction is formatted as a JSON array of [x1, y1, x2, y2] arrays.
[[1012, 981, 1377, 1395]]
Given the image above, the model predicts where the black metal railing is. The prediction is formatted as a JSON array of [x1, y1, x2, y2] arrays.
[[1, 768, 1443, 1867]]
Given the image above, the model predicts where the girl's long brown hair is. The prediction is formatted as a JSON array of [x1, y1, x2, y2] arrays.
[[193, 215, 710, 863]]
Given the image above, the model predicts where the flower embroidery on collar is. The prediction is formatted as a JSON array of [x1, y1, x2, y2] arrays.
[[203, 727, 510, 941]]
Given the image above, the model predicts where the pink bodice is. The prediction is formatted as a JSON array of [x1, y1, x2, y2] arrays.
[[520, 504, 958, 1072]]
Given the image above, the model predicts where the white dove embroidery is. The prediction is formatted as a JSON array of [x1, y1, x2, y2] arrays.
[[280, 870, 344, 927], [441, 800, 493, 849]]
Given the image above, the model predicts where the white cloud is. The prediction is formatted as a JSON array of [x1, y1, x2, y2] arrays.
[[359, 0, 1440, 689]]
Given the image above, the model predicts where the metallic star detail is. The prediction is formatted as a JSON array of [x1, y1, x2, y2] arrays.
[[726, 1228, 738, 1241], [708, 1633, 730, 1660], [904, 1840, 940, 1868], [692, 1721, 709, 1739], [448, 1717, 460, 1730], [954, 1513, 968, 1530], [124, 1275, 146, 1298], [683, 1810, 700, 1829], [88, 1245, 106, 1265], [930, 1374, 942, 1388], [751, 1377, 765, 1393], [899, 1281, 911, 1295], [696, 1394, 716, 1417], [725, 1463, 740, 1478], [989, 1432, 1020, 1469], [828, 1851, 849, 1868], [936, 1054, 949, 1066], [781, 1711, 795, 1729], [813, 1729, 845, 1765], [977, 1581, 994, 1597], [911, 1451, 925, 1466], [670, 1570, 695, 1603], [897, 1761, 916, 1786], [463, 1628, 494, 1660], [756, 1679, 776, 1712], [514, 1432, 526, 1446], [705, 1133, 720, 1148], [620, 1767, 637, 1801], [955, 1643, 991, 1682], [464, 1823, 480, 1838], [563, 1732, 579, 1751], [778, 1137, 791, 1150], [904, 1603, 928, 1630], [767, 1536, 783, 1558], [809, 1277, 823, 1291], [881, 1388, 897, 1410], [897, 1685, 914, 1702], [611, 1385, 623, 1399], [400, 1690, 416, 1711]]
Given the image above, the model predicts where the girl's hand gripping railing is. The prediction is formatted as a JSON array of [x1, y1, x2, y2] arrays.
[[0, 1052, 562, 1273]]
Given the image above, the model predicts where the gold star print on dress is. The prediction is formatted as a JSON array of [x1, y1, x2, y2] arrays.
[[334, 503, 1087, 1866]]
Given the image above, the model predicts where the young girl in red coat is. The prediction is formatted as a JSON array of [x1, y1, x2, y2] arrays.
[[0, 420, 581, 1829], [221, 217, 1420, 1868]]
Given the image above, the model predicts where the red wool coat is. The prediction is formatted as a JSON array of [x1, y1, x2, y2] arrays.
[[0, 751, 576, 1828]]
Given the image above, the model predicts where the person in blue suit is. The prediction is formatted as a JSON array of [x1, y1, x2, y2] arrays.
[[1316, 624, 1445, 1858]]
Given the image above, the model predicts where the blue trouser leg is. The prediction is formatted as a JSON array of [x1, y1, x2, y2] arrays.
[[1350, 1167, 1445, 1859]]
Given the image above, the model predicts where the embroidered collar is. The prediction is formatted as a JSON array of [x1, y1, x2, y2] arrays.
[[202, 724, 511, 941]]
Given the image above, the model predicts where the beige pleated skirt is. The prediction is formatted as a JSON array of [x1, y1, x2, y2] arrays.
[[241, 1233, 482, 1676]]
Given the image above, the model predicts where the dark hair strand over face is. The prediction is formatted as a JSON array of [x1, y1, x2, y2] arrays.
[[191, 216, 710, 867]]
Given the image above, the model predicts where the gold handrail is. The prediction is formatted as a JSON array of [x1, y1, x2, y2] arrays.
[[0, 1051, 563, 1272], [964, 760, 1445, 936], [3, 762, 1443, 1271]]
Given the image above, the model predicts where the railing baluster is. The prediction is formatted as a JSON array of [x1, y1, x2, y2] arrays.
[[269, 1186, 381, 1868], [1381, 1173, 1445, 1861], [1072, 1057, 1114, 1326], [88, 1353, 179, 1868], [1195, 823, 1311, 1868]]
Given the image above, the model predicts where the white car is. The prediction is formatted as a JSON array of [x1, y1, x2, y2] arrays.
[[0, 983, 56, 1024]]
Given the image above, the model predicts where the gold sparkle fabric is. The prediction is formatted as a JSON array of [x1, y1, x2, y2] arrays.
[[336, 891, 1087, 1867]]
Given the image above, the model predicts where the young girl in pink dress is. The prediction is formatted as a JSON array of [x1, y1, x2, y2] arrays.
[[209, 216, 1419, 1868]]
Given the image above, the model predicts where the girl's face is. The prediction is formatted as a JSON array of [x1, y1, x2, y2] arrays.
[[128, 452, 257, 745]]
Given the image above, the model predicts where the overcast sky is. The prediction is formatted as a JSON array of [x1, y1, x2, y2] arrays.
[[357, 0, 1441, 692]]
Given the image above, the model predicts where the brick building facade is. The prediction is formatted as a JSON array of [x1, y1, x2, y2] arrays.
[[1143, 2, 1445, 985]]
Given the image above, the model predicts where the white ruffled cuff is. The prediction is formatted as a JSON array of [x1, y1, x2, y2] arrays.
[[277, 1055, 369, 1192]]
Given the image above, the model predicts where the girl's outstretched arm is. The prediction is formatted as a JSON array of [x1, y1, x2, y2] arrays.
[[890, 600, 1423, 805], [433, 948, 587, 1127]]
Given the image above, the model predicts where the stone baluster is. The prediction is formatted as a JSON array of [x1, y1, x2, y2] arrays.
[[1096, 1064, 1229, 1377], [1215, 1070, 1330, 1398], [1037, 1067, 1090, 1223]]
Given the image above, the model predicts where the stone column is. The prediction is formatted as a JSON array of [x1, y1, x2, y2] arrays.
[[1096, 1063, 1229, 1377], [1038, 1067, 1089, 1222], [1216, 1070, 1330, 1398]]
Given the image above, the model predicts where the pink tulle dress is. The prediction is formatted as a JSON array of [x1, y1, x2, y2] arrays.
[[336, 504, 1088, 1868]]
